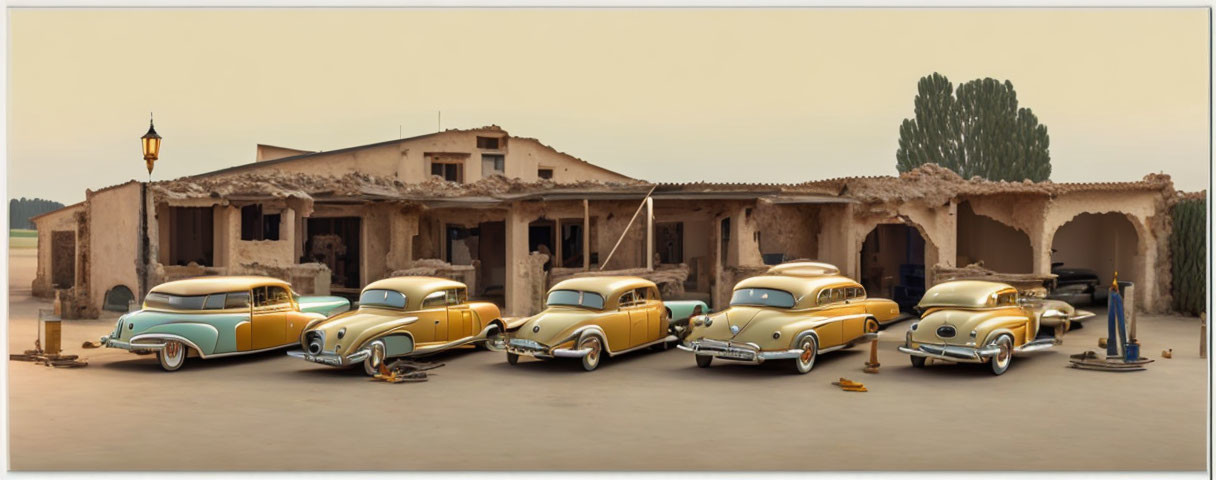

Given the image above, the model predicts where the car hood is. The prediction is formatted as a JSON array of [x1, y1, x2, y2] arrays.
[[698, 306, 808, 346], [510, 307, 600, 346], [308, 308, 417, 353]]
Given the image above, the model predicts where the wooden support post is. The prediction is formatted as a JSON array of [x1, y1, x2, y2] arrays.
[[583, 199, 590, 271], [646, 197, 654, 271]]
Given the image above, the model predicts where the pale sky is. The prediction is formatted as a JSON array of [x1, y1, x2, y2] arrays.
[[6, 8, 1210, 205]]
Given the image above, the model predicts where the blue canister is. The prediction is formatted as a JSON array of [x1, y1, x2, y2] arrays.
[[1124, 342, 1140, 362]]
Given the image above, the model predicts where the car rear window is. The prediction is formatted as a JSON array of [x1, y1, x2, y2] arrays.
[[730, 288, 796, 309], [359, 289, 407, 309], [144, 293, 208, 310]]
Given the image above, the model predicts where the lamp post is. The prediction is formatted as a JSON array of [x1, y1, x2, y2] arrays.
[[141, 114, 161, 179]]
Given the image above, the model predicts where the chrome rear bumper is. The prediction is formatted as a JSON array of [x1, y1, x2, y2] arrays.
[[678, 339, 797, 364], [899, 337, 1058, 363], [287, 349, 370, 367]]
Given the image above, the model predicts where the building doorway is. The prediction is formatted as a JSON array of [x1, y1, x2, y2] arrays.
[[655, 222, 684, 265], [860, 224, 926, 312], [529, 219, 556, 270], [1050, 212, 1141, 304], [168, 207, 214, 266], [50, 230, 75, 288], [305, 217, 362, 291], [956, 202, 1033, 273], [558, 219, 585, 268]]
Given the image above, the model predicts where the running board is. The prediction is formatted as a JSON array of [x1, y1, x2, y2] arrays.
[[410, 324, 498, 355], [1015, 337, 1059, 354], [608, 335, 679, 357]]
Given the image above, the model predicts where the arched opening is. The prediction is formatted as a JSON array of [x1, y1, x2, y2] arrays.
[[956, 201, 1033, 273], [103, 285, 135, 312], [860, 223, 925, 312], [1050, 212, 1141, 305]]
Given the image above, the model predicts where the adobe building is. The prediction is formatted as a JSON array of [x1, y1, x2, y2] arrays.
[[31, 125, 1192, 319]]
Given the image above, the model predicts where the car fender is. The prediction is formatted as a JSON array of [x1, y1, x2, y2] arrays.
[[131, 323, 221, 356]]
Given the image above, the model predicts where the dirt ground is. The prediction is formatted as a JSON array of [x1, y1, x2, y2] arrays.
[[5, 248, 1208, 471]]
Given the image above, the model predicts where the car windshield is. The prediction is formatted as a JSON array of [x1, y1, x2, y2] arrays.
[[144, 292, 209, 310], [359, 289, 407, 309], [546, 290, 605, 310], [730, 288, 796, 309]]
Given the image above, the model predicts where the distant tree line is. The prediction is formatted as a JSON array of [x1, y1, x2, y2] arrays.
[[9, 198, 66, 229]]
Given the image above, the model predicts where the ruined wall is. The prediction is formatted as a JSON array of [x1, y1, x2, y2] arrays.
[[86, 182, 143, 316], [31, 204, 84, 298], [752, 202, 820, 262], [956, 201, 1034, 273], [504, 137, 632, 183]]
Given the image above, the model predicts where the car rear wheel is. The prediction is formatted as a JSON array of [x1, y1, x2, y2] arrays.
[[362, 341, 387, 377], [791, 336, 818, 374], [865, 318, 880, 333], [579, 335, 602, 372], [989, 335, 1013, 376], [157, 340, 187, 372], [478, 324, 505, 351], [695, 355, 712, 368], [506, 352, 520, 365]]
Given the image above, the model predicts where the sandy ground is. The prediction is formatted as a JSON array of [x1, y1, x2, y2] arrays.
[[5, 248, 1208, 471]]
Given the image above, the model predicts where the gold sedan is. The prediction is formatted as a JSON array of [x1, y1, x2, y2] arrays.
[[288, 277, 504, 375], [680, 263, 902, 374], [504, 276, 677, 371]]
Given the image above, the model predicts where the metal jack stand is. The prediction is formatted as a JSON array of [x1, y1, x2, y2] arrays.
[[1069, 275, 1152, 372]]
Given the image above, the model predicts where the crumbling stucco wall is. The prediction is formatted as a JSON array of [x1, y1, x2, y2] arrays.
[[31, 204, 83, 298], [86, 182, 143, 316]]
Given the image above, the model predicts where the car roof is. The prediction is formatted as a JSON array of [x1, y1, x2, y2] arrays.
[[734, 274, 860, 305], [919, 280, 1017, 309], [363, 276, 467, 296], [550, 276, 657, 297], [764, 262, 840, 277], [149, 276, 289, 296]]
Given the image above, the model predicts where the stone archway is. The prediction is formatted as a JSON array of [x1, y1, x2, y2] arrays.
[[1050, 212, 1144, 304], [956, 201, 1034, 273], [857, 217, 938, 311], [102, 284, 135, 312]]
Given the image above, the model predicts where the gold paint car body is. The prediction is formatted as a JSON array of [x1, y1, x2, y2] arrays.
[[289, 276, 502, 371]]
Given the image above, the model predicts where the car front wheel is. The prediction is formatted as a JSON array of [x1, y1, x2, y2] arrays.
[[695, 355, 712, 368], [158, 340, 188, 372], [506, 352, 520, 365], [362, 341, 387, 377], [579, 335, 603, 372], [910, 355, 926, 368]]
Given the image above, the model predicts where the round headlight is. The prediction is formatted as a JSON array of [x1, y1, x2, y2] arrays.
[[306, 333, 324, 355], [533, 325, 541, 333], [705, 317, 714, 327], [772, 331, 781, 339], [970, 330, 978, 338], [337, 327, 347, 339], [910, 322, 919, 331]]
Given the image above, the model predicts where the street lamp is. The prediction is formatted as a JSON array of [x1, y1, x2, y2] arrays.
[[141, 114, 161, 176]]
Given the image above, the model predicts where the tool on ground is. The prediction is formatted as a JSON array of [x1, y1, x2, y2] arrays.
[[371, 359, 444, 383], [9, 309, 89, 368], [1162, 349, 1172, 359], [832, 378, 868, 392], [863, 339, 880, 374]]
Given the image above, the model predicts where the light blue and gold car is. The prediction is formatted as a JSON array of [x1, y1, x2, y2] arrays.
[[100, 276, 349, 371]]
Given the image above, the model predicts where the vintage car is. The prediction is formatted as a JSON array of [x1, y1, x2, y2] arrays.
[[288, 277, 504, 376], [504, 276, 700, 371], [898, 280, 1094, 375], [678, 263, 902, 374], [100, 276, 350, 371]]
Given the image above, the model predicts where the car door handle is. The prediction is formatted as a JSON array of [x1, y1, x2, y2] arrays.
[[434, 321, 440, 324]]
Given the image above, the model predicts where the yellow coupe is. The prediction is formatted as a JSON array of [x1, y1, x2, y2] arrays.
[[289, 277, 504, 375], [898, 280, 1093, 375], [679, 262, 902, 374], [504, 276, 680, 371]]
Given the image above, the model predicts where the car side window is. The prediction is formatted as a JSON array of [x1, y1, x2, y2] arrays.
[[855, 287, 867, 300], [422, 290, 447, 309], [445, 288, 468, 305], [634, 288, 650, 303], [830, 288, 845, 303], [996, 291, 1018, 307], [817, 289, 832, 305], [255, 286, 291, 308], [203, 294, 226, 310], [618, 290, 637, 307], [225, 291, 251, 309]]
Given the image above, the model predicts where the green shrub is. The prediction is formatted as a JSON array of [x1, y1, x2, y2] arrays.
[[1170, 197, 1207, 316]]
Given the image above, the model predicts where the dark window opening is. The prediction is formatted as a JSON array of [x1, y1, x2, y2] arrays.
[[655, 222, 684, 264], [559, 221, 584, 268], [169, 207, 214, 266], [50, 230, 76, 288], [240, 205, 281, 241], [720, 218, 731, 266], [431, 161, 464, 183], [538, 168, 554, 180], [304, 217, 362, 291], [476, 136, 501, 149]]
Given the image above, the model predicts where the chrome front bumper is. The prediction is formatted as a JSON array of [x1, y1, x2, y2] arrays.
[[504, 338, 593, 359], [287, 349, 370, 367], [99, 335, 164, 352], [898, 343, 1000, 363], [898, 337, 1058, 363], [677, 339, 802, 364]]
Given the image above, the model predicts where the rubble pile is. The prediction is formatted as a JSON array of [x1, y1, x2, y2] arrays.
[[551, 264, 690, 298]]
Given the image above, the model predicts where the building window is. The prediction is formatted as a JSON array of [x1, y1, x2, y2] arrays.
[[482, 154, 505, 178], [431, 160, 464, 183], [241, 204, 280, 241], [476, 136, 501, 149], [538, 168, 554, 180]]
